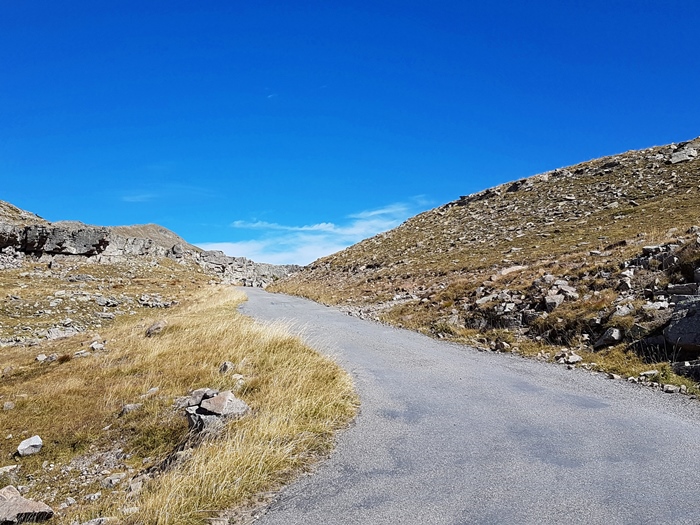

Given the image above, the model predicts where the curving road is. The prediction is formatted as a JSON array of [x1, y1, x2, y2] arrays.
[[239, 288, 700, 525]]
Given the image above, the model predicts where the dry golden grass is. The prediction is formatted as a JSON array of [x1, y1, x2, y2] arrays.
[[0, 286, 357, 524]]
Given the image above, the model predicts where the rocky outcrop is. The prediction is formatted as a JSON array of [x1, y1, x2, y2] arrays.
[[24, 223, 110, 256], [0, 212, 298, 287], [275, 135, 700, 380], [197, 250, 298, 287], [175, 388, 250, 433]]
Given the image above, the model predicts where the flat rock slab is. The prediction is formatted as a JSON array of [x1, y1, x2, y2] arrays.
[[0, 485, 54, 524], [200, 391, 250, 418]]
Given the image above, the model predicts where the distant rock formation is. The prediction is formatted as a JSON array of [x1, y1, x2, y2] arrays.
[[0, 205, 298, 287]]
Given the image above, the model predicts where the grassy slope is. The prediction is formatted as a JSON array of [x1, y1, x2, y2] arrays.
[[272, 137, 700, 384], [0, 260, 357, 524]]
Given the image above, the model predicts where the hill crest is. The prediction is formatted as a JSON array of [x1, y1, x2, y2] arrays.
[[272, 136, 700, 380]]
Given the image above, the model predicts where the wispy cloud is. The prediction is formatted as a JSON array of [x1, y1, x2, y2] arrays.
[[197, 198, 430, 266], [120, 182, 216, 204], [122, 193, 156, 203]]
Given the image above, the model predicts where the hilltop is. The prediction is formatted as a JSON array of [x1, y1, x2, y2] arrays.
[[272, 136, 700, 384]]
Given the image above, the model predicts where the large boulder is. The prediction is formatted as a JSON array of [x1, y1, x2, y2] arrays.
[[17, 435, 43, 456], [23, 223, 110, 255], [664, 296, 700, 359], [0, 223, 23, 250], [0, 485, 54, 524]]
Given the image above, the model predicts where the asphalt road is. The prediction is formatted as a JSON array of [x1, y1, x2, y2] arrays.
[[239, 288, 700, 525]]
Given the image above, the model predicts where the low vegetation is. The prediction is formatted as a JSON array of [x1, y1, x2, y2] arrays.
[[1, 279, 357, 524]]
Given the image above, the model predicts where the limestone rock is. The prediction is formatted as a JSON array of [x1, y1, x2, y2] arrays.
[[200, 391, 250, 418], [0, 485, 54, 524], [17, 435, 42, 456], [185, 406, 223, 432], [23, 223, 110, 256], [664, 296, 700, 358], [145, 320, 167, 337], [183, 389, 250, 432], [670, 147, 697, 164], [119, 404, 142, 417], [594, 327, 623, 349], [544, 294, 565, 312]]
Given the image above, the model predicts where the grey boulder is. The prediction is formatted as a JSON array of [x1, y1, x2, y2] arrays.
[[0, 485, 54, 524], [664, 296, 700, 357]]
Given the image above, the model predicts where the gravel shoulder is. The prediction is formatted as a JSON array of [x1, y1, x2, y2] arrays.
[[240, 288, 700, 525]]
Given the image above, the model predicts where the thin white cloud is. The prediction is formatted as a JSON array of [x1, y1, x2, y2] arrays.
[[122, 194, 156, 203], [198, 198, 430, 266], [120, 183, 216, 204], [231, 220, 336, 232]]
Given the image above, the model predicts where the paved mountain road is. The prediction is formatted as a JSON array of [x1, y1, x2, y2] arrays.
[[239, 288, 700, 525]]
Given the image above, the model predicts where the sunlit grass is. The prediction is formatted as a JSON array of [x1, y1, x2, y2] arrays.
[[0, 286, 357, 524]]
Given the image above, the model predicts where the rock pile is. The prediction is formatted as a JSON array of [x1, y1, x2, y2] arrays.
[[175, 388, 251, 433]]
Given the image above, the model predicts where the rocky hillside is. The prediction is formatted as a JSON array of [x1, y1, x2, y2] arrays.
[[0, 201, 298, 287], [0, 201, 299, 346], [273, 136, 700, 380]]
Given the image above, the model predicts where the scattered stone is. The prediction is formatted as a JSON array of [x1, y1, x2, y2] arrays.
[[139, 294, 174, 308], [83, 492, 102, 502], [670, 147, 697, 164], [3, 401, 15, 411], [607, 373, 622, 380], [200, 391, 250, 418], [89, 341, 105, 351], [219, 361, 235, 374], [0, 465, 18, 476], [35, 354, 47, 362], [57, 496, 77, 510], [612, 303, 635, 317], [544, 294, 565, 312], [640, 370, 659, 378], [74, 350, 91, 358], [663, 384, 681, 394], [554, 349, 582, 365], [558, 285, 580, 300], [46, 327, 77, 340], [183, 389, 250, 432], [145, 320, 167, 337], [101, 472, 126, 488], [17, 435, 43, 456], [0, 485, 54, 524], [594, 327, 623, 349], [140, 387, 159, 398], [119, 404, 143, 417]]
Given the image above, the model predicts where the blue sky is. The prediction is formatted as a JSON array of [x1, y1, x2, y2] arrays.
[[2, 1, 699, 265]]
